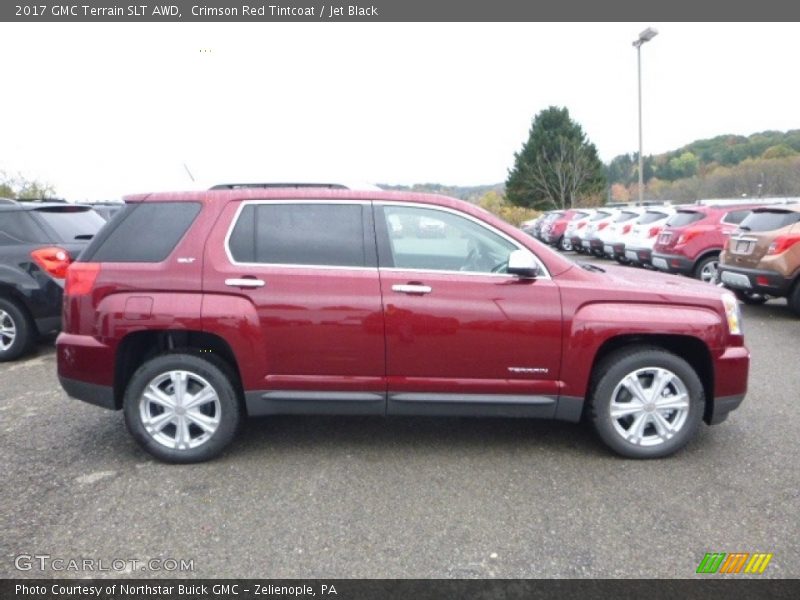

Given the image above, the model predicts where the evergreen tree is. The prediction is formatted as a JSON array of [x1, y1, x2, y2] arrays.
[[506, 106, 605, 210]]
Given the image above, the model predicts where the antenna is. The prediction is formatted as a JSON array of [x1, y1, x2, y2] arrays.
[[183, 163, 196, 182]]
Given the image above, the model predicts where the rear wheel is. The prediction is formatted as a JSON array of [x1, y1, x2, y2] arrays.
[[123, 352, 243, 463], [694, 254, 720, 283], [589, 347, 705, 458], [558, 236, 573, 252], [0, 298, 34, 362]]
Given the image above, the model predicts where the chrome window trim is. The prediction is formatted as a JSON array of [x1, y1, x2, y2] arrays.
[[222, 198, 551, 279], [377, 201, 551, 279]]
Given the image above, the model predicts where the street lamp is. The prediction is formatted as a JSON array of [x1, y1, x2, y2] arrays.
[[633, 27, 658, 204]]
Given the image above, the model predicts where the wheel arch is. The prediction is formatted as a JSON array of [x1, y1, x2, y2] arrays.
[[114, 330, 244, 410], [588, 334, 715, 424]]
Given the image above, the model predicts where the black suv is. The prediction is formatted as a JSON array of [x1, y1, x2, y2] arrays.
[[0, 200, 106, 361]]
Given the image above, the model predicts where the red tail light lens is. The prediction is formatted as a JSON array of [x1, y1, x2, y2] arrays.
[[622, 224, 632, 235], [767, 235, 800, 255], [598, 222, 609, 231], [65, 263, 100, 296], [30, 247, 72, 279], [676, 229, 701, 245], [648, 226, 661, 238], [577, 221, 586, 229]]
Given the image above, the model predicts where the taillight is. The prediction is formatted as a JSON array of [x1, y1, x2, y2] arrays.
[[577, 222, 586, 229], [598, 222, 609, 231], [622, 224, 632, 235], [65, 263, 100, 296], [648, 226, 661, 238], [30, 247, 72, 279], [767, 235, 800, 255], [676, 229, 701, 245]]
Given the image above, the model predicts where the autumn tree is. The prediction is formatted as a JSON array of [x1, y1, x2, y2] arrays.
[[506, 106, 606, 210]]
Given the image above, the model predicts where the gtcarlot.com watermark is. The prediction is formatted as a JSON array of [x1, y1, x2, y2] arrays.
[[14, 554, 194, 573]]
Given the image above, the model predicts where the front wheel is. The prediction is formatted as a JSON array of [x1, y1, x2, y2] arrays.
[[589, 347, 705, 458], [123, 352, 243, 463], [558, 236, 573, 252]]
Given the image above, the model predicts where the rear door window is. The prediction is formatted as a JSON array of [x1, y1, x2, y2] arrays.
[[228, 203, 372, 268], [0, 211, 47, 245]]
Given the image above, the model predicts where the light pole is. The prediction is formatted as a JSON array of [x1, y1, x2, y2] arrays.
[[633, 27, 658, 204]]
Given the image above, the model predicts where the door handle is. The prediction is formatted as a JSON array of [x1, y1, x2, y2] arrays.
[[392, 284, 432, 295], [225, 278, 266, 288]]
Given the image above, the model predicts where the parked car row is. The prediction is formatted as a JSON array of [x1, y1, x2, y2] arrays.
[[529, 199, 800, 316]]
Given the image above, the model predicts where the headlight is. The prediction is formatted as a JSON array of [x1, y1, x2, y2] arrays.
[[722, 292, 742, 335]]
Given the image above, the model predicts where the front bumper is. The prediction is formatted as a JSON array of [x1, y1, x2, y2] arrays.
[[718, 265, 793, 297]]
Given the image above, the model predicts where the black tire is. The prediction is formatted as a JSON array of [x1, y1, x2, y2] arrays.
[[558, 236, 573, 252], [788, 281, 800, 317], [589, 347, 705, 459], [734, 290, 768, 305], [0, 298, 35, 362], [693, 254, 720, 283], [123, 352, 243, 463]]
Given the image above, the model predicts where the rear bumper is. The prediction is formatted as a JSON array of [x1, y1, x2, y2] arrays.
[[56, 332, 117, 408], [59, 376, 117, 410], [718, 265, 793, 297], [651, 252, 694, 275], [624, 245, 653, 265]]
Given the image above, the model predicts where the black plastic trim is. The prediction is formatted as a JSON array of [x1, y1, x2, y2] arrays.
[[708, 394, 745, 425], [59, 376, 117, 410]]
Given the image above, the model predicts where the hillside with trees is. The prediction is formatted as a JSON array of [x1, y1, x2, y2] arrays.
[[607, 129, 800, 202]]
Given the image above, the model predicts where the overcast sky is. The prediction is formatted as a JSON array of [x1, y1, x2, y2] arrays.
[[1, 22, 798, 201]]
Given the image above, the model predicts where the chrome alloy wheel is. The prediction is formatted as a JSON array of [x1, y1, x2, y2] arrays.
[[0, 309, 16, 352], [609, 367, 690, 447], [699, 260, 719, 283], [139, 370, 221, 450]]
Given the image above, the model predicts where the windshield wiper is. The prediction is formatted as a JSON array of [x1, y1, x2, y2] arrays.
[[578, 262, 605, 273]]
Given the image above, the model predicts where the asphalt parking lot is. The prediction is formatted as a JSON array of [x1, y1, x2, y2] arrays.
[[1, 261, 799, 579]]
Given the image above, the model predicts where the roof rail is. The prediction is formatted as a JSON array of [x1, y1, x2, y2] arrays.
[[210, 182, 350, 191]]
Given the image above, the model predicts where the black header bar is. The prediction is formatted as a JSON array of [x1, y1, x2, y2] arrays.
[[3, 0, 800, 22]]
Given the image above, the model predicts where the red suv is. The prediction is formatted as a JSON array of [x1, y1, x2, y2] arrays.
[[57, 188, 749, 462], [651, 203, 759, 282]]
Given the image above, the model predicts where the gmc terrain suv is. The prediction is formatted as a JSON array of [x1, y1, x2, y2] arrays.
[[719, 203, 800, 313], [57, 188, 750, 463], [0, 200, 105, 361]]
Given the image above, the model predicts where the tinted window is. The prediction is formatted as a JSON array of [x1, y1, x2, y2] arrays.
[[31, 207, 105, 242], [0, 211, 47, 245], [722, 209, 752, 225], [739, 210, 800, 232], [590, 211, 612, 221], [615, 211, 640, 222], [381, 205, 516, 273], [83, 202, 201, 262], [666, 211, 705, 227], [228, 203, 367, 267], [637, 211, 670, 225]]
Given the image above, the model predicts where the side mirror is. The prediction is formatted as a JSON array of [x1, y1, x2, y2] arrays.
[[507, 249, 539, 278]]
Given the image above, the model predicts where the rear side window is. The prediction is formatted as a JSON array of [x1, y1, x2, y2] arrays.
[[228, 203, 369, 267], [31, 207, 106, 242], [0, 211, 47, 245], [615, 211, 639, 222], [739, 210, 800, 232], [637, 211, 669, 225], [82, 202, 201, 262], [590, 211, 612, 221], [722, 209, 752, 225], [666, 211, 705, 227]]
